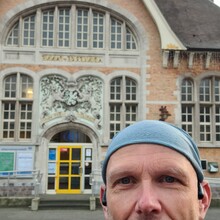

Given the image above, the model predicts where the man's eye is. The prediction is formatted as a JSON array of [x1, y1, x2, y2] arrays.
[[161, 176, 176, 183], [118, 177, 132, 184]]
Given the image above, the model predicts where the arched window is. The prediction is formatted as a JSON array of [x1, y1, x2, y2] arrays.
[[181, 76, 220, 143], [181, 79, 194, 137], [109, 76, 137, 138], [199, 77, 220, 142], [51, 130, 91, 143], [2, 73, 33, 140], [6, 5, 138, 52]]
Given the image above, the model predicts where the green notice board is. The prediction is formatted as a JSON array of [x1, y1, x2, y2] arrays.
[[0, 152, 14, 172]]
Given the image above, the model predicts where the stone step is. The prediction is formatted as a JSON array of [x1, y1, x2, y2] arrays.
[[36, 194, 101, 210], [39, 200, 90, 209]]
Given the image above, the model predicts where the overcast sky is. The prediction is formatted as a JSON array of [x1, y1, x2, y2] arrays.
[[214, 0, 220, 6]]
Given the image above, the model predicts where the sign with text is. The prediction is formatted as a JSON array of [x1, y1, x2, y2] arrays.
[[0, 152, 15, 175], [16, 152, 33, 175]]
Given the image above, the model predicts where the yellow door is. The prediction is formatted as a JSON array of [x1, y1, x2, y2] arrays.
[[56, 146, 82, 194]]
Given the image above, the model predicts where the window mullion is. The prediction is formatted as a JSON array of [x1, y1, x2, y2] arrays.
[[15, 73, 21, 141], [14, 100, 20, 141], [54, 6, 59, 48], [19, 17, 23, 47], [71, 5, 75, 49], [213, 102, 216, 142], [121, 76, 125, 127], [212, 77, 216, 142], [35, 8, 41, 48], [122, 21, 126, 51], [105, 12, 110, 50], [88, 8, 92, 49]]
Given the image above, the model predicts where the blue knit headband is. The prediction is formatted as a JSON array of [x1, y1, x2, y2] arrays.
[[102, 120, 204, 184]]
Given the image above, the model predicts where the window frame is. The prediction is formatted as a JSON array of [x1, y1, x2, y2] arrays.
[[181, 76, 220, 144], [109, 76, 138, 139], [1, 73, 34, 141], [5, 5, 138, 52]]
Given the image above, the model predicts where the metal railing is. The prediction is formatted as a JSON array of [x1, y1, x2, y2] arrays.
[[90, 169, 103, 196], [0, 170, 43, 197]]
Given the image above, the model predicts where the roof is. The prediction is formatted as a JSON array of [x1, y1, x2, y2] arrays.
[[154, 0, 220, 50]]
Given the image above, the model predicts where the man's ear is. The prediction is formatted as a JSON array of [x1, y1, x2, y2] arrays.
[[100, 185, 108, 219], [199, 181, 212, 220]]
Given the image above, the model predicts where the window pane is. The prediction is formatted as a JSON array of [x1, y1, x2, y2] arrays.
[[42, 10, 54, 47], [23, 15, 36, 46], [4, 75, 17, 98], [200, 79, 210, 102], [181, 105, 194, 137], [181, 79, 193, 101], [215, 78, 220, 102], [200, 106, 211, 141], [7, 23, 19, 46], [19, 103, 32, 139], [126, 78, 136, 100], [216, 106, 220, 141], [125, 105, 137, 123], [3, 102, 16, 138], [110, 104, 121, 138], [93, 11, 104, 48], [110, 78, 121, 100], [77, 9, 88, 48], [126, 27, 137, 50], [58, 8, 70, 47], [21, 75, 33, 98], [110, 18, 122, 49]]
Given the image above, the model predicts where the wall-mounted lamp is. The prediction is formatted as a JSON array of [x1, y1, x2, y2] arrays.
[[159, 106, 171, 121]]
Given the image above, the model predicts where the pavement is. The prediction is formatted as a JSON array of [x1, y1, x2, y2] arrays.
[[0, 207, 219, 219]]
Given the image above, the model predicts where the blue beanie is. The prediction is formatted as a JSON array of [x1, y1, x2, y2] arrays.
[[102, 120, 204, 184]]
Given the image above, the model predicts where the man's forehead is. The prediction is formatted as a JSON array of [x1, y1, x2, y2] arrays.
[[102, 120, 204, 184], [108, 143, 190, 164], [106, 144, 196, 183]]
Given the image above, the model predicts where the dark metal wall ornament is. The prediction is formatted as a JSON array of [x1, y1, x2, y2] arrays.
[[159, 106, 171, 121]]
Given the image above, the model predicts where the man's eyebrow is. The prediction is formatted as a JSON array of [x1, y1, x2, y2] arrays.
[[154, 166, 190, 180], [107, 166, 138, 183]]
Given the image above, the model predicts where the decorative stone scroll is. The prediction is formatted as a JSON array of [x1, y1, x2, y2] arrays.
[[40, 75, 103, 130]]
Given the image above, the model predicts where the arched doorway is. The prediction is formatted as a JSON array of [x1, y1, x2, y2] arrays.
[[47, 129, 94, 194]]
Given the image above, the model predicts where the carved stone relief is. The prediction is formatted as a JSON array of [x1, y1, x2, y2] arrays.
[[40, 75, 103, 130]]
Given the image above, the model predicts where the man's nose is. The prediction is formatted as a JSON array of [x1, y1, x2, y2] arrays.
[[135, 181, 162, 215]]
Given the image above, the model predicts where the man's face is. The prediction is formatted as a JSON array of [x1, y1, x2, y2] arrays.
[[102, 144, 210, 220]]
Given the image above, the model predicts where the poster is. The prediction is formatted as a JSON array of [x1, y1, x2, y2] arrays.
[[16, 152, 33, 175], [48, 162, 56, 174], [49, 149, 56, 160], [0, 152, 15, 175]]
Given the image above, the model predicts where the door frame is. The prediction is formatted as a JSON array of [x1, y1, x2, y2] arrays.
[[46, 143, 93, 194], [56, 145, 82, 194]]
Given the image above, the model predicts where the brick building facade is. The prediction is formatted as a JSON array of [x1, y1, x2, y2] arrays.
[[0, 0, 220, 197]]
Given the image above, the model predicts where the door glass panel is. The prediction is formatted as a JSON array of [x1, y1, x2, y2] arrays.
[[48, 177, 55, 189], [71, 177, 80, 189], [60, 148, 69, 160], [72, 148, 81, 160], [85, 162, 92, 175], [48, 148, 56, 160], [59, 177, 68, 189], [48, 145, 93, 193], [85, 148, 92, 160], [84, 177, 90, 189], [48, 162, 56, 174], [71, 162, 80, 174], [59, 163, 69, 174]]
